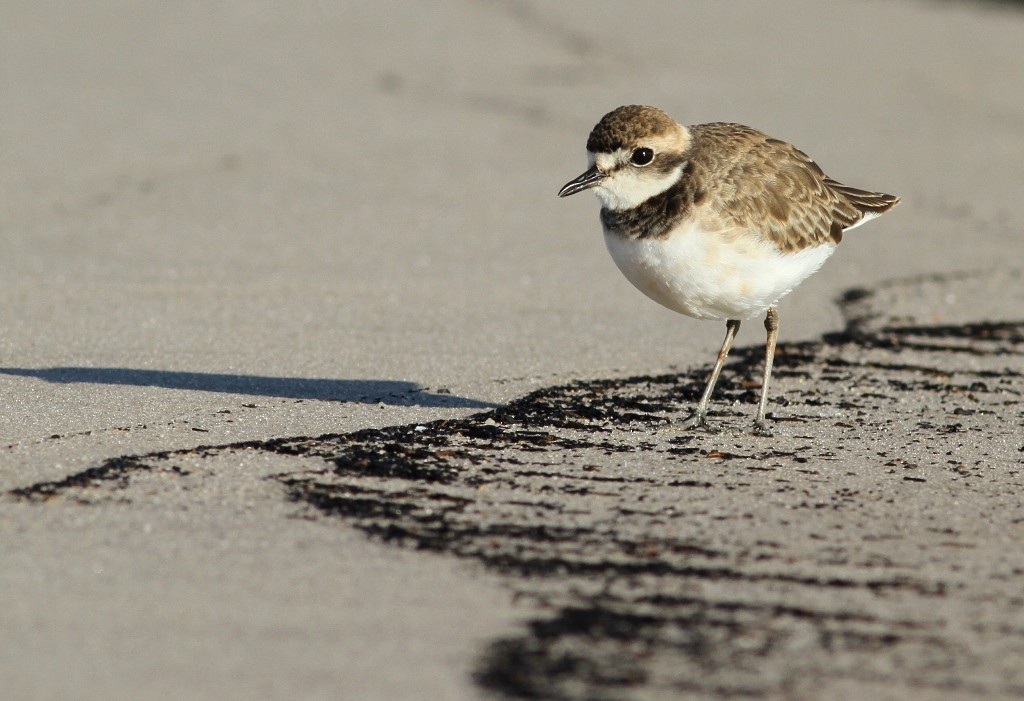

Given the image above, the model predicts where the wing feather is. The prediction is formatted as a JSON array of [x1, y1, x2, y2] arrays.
[[689, 123, 899, 252]]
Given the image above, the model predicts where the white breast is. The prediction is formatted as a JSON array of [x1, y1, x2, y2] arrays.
[[603, 221, 836, 321]]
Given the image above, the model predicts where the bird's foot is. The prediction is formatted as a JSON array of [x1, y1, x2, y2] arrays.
[[752, 418, 773, 437], [677, 411, 712, 432]]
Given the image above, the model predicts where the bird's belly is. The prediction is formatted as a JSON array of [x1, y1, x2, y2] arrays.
[[603, 223, 836, 321]]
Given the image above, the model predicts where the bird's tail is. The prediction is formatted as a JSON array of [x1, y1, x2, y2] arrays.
[[827, 178, 901, 216]]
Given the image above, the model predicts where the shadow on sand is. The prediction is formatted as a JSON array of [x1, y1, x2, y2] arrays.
[[0, 367, 495, 409]]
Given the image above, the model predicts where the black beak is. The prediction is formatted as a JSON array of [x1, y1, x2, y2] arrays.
[[558, 166, 606, 197]]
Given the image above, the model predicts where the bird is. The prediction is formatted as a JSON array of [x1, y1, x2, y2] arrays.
[[558, 105, 900, 434]]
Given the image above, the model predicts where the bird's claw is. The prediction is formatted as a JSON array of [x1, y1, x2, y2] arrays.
[[678, 411, 711, 431]]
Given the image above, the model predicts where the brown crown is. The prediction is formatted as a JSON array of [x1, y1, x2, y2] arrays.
[[586, 105, 677, 153]]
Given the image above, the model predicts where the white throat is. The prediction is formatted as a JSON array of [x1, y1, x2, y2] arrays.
[[591, 151, 685, 211]]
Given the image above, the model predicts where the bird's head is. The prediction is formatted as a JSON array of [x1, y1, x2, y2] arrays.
[[558, 105, 692, 211]]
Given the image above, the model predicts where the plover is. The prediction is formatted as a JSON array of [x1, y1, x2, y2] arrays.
[[558, 105, 900, 433]]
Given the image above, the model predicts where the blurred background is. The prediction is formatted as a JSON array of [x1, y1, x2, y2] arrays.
[[2, 0, 1022, 443], [1, 2, 1023, 700]]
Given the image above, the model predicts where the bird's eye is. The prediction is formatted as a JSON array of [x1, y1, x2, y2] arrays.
[[630, 147, 654, 166]]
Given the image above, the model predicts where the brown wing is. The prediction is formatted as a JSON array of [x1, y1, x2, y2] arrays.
[[825, 178, 902, 219], [689, 123, 899, 253]]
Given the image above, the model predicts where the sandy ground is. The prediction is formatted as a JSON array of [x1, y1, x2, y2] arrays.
[[2, 1, 1023, 699]]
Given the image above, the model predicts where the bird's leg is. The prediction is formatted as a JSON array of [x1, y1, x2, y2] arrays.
[[681, 319, 740, 429], [753, 306, 779, 436]]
